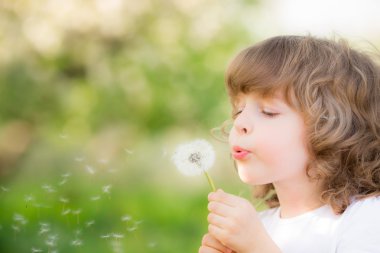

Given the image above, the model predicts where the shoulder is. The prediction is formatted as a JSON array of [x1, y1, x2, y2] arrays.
[[342, 195, 380, 221], [336, 196, 380, 252], [257, 206, 279, 228], [258, 206, 279, 219]]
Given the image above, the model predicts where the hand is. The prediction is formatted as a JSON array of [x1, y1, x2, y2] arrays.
[[199, 233, 234, 253], [207, 189, 276, 253]]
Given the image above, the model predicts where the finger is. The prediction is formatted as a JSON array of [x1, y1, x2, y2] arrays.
[[208, 189, 241, 207], [208, 224, 229, 247], [199, 245, 226, 253], [202, 233, 228, 252], [208, 213, 231, 229], [208, 200, 235, 217]]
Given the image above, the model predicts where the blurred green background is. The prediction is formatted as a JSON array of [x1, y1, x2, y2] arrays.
[[0, 0, 259, 252], [2, 0, 379, 252]]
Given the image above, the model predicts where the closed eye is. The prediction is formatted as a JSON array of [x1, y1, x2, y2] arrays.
[[232, 110, 242, 119], [262, 110, 279, 117]]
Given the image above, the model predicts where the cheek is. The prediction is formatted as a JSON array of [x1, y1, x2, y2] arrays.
[[257, 126, 309, 170]]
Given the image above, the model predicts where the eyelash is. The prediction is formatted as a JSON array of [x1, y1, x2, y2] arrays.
[[233, 109, 278, 118], [262, 111, 278, 117]]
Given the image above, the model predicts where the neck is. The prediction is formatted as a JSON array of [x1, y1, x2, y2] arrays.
[[273, 178, 324, 218]]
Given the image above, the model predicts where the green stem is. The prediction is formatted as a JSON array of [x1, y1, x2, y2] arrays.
[[203, 171, 216, 192]]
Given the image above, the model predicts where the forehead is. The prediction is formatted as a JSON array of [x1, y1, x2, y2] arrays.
[[233, 91, 286, 105]]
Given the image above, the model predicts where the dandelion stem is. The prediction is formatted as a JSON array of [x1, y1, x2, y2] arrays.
[[203, 171, 216, 192]]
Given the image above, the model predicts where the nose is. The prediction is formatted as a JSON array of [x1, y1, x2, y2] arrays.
[[233, 110, 253, 135]]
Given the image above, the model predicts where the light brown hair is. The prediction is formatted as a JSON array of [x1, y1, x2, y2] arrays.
[[226, 35, 380, 214]]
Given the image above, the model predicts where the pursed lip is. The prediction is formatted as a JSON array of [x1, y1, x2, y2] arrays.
[[231, 146, 251, 160]]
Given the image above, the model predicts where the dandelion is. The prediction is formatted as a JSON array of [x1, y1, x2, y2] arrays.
[[171, 139, 216, 191]]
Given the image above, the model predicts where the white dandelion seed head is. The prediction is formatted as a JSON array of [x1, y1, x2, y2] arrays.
[[171, 139, 215, 176]]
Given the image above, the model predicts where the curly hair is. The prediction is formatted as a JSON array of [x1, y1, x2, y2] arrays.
[[225, 35, 380, 214]]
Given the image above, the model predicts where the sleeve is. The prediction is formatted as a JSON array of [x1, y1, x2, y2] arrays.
[[336, 197, 380, 253]]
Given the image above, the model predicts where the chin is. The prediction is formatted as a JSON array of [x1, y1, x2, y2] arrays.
[[237, 168, 270, 185], [237, 169, 256, 184]]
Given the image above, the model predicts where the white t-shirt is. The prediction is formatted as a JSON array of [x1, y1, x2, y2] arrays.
[[259, 196, 380, 253]]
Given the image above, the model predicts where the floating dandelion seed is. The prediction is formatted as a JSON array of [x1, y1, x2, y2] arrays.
[[61, 172, 72, 178], [59, 197, 69, 204], [45, 234, 58, 247], [24, 194, 35, 203], [58, 178, 68, 185], [125, 148, 134, 155], [148, 242, 157, 248], [98, 158, 108, 164], [75, 156, 85, 162], [121, 215, 132, 222], [91, 195, 101, 201], [38, 223, 50, 235], [61, 209, 71, 216], [31, 247, 43, 253], [41, 184, 56, 193], [101, 234, 111, 239], [127, 226, 137, 232], [85, 220, 95, 227], [71, 239, 83, 246], [102, 185, 112, 194], [72, 209, 82, 224], [171, 139, 216, 191], [1, 186, 9, 192], [111, 239, 123, 253], [11, 224, 20, 232], [13, 213, 28, 225], [85, 165, 96, 174], [112, 233, 124, 239]]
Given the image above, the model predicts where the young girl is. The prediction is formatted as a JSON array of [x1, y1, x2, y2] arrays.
[[199, 35, 380, 253]]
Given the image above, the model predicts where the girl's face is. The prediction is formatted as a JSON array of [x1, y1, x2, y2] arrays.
[[229, 92, 310, 186]]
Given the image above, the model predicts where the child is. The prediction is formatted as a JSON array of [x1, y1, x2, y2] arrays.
[[199, 35, 380, 253]]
